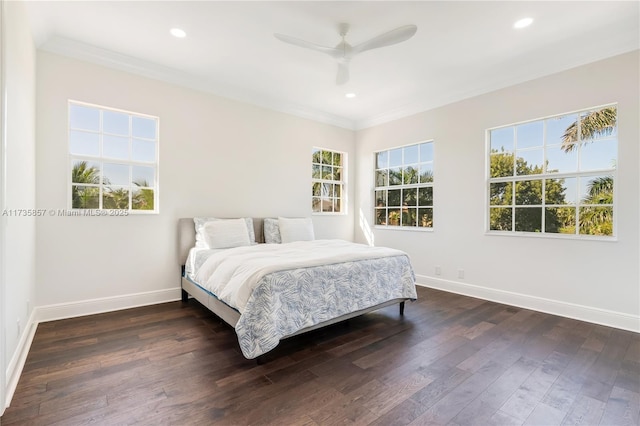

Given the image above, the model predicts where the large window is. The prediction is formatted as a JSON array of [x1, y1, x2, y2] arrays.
[[375, 141, 433, 228], [68, 101, 158, 212], [312, 148, 345, 214], [488, 104, 617, 237]]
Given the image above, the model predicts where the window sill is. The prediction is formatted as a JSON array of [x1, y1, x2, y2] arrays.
[[484, 230, 617, 242]]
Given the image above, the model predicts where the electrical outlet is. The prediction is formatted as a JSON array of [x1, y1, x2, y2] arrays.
[[435, 266, 442, 276], [457, 269, 465, 279]]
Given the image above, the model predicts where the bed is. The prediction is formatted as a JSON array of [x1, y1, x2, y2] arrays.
[[178, 217, 417, 359]]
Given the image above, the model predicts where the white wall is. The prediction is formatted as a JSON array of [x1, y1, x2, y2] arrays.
[[355, 51, 640, 331], [2, 0, 37, 412], [35, 52, 355, 312]]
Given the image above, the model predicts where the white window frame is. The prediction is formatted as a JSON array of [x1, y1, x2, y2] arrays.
[[374, 140, 434, 230], [312, 147, 346, 215], [486, 104, 617, 239], [67, 100, 159, 214]]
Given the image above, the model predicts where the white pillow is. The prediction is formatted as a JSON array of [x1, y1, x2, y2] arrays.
[[278, 217, 315, 243], [203, 218, 251, 249], [194, 217, 255, 248]]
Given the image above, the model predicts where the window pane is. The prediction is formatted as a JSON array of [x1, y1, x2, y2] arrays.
[[545, 207, 576, 234], [579, 176, 614, 205], [403, 166, 418, 184], [388, 209, 400, 226], [376, 170, 388, 187], [312, 182, 321, 197], [375, 190, 387, 207], [515, 207, 542, 232], [515, 149, 543, 175], [72, 185, 99, 209], [420, 143, 433, 162], [515, 180, 542, 205], [103, 186, 129, 209], [402, 188, 417, 206], [419, 163, 433, 183], [489, 182, 512, 206], [375, 208, 387, 225], [132, 139, 155, 162], [580, 139, 617, 171], [332, 152, 342, 166], [312, 164, 321, 179], [418, 187, 433, 206], [418, 208, 433, 228], [133, 166, 154, 188], [516, 121, 543, 149], [579, 206, 613, 236], [322, 198, 333, 212], [490, 127, 514, 153], [403, 145, 419, 164], [376, 151, 388, 169], [132, 188, 154, 210], [322, 166, 332, 179], [103, 163, 129, 185], [388, 189, 401, 207], [402, 208, 416, 227], [103, 110, 129, 136], [545, 177, 576, 205], [132, 116, 156, 139], [389, 148, 402, 167], [389, 168, 402, 185], [312, 197, 321, 212], [334, 167, 342, 181], [103, 135, 129, 160], [321, 151, 332, 165], [490, 153, 514, 178], [312, 149, 321, 164], [546, 114, 578, 145], [490, 207, 512, 231], [71, 160, 101, 184], [334, 184, 342, 197], [334, 198, 341, 213], [69, 131, 99, 156], [69, 104, 99, 131], [545, 145, 577, 174]]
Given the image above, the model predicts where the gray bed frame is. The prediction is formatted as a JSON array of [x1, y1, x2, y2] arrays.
[[178, 218, 408, 356]]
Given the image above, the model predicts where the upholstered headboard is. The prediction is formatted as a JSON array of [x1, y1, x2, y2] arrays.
[[177, 218, 265, 265]]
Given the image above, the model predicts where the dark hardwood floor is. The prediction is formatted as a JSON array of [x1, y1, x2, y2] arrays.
[[2, 286, 638, 425]]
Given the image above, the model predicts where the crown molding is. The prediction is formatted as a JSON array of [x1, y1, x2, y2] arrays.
[[39, 36, 356, 131]]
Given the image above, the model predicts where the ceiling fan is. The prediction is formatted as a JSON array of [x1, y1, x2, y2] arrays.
[[274, 23, 417, 85]]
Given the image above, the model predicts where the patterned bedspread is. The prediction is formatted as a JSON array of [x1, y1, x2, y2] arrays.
[[190, 240, 417, 359]]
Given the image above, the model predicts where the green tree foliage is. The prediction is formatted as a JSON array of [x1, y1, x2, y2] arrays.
[[562, 106, 617, 152], [490, 152, 567, 232], [71, 161, 100, 208]]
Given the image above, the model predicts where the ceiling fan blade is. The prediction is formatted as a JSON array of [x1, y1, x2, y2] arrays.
[[274, 33, 338, 56], [352, 25, 417, 55], [336, 63, 349, 85]]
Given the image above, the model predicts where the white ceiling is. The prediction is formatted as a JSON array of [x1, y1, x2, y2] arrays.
[[25, 1, 639, 130]]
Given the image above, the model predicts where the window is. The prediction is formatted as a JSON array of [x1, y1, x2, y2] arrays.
[[68, 101, 158, 213], [488, 104, 617, 237], [374, 141, 433, 228], [312, 148, 345, 213]]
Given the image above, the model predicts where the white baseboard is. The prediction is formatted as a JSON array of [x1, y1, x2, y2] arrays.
[[5, 308, 38, 412], [416, 275, 640, 333], [36, 287, 182, 323]]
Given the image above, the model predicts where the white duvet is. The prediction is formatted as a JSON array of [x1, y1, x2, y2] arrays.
[[192, 239, 408, 313]]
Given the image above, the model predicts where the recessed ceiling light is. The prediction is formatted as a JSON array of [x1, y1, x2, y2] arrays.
[[513, 17, 533, 29], [170, 28, 186, 38], [345, 93, 356, 99]]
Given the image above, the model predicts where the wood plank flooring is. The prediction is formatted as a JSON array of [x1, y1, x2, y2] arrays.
[[2, 286, 638, 425]]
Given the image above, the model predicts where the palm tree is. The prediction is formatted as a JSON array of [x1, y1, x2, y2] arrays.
[[132, 180, 154, 210], [561, 106, 616, 152], [579, 176, 614, 235], [71, 161, 100, 208]]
